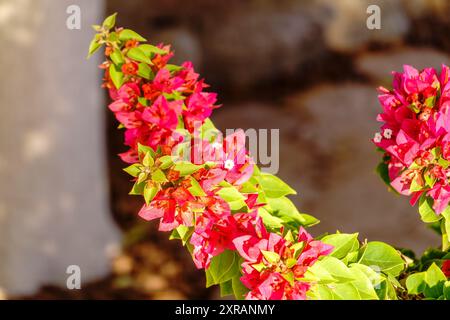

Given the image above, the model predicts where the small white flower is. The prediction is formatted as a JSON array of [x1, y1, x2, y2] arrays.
[[211, 142, 222, 150], [373, 132, 382, 143], [224, 159, 235, 170], [383, 128, 393, 139]]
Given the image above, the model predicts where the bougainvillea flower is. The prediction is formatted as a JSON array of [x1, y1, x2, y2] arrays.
[[190, 196, 232, 268], [223, 130, 255, 185], [151, 44, 174, 70], [138, 187, 197, 231], [190, 210, 268, 269], [121, 61, 139, 75], [183, 91, 219, 131], [142, 96, 182, 130], [142, 68, 184, 101], [95, 21, 339, 300], [373, 64, 450, 214], [233, 227, 332, 300], [191, 130, 254, 186], [108, 82, 140, 112]]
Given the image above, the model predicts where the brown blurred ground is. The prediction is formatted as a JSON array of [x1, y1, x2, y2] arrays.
[[21, 0, 450, 299]]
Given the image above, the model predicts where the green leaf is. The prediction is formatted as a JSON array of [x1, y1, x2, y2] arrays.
[[137, 171, 148, 184], [406, 272, 426, 295], [418, 195, 441, 223], [173, 161, 203, 176], [442, 208, 450, 250], [87, 37, 102, 58], [444, 281, 450, 300], [205, 250, 240, 286], [91, 24, 102, 32], [424, 172, 436, 188], [200, 118, 218, 139], [257, 207, 284, 231], [170, 225, 192, 245], [109, 64, 123, 89], [129, 181, 145, 195], [165, 64, 184, 73], [358, 241, 405, 277], [285, 258, 297, 269], [102, 13, 117, 30], [119, 29, 147, 42], [305, 256, 356, 283], [257, 173, 296, 198], [137, 97, 149, 107], [228, 200, 248, 212], [220, 280, 233, 297], [409, 176, 423, 193], [157, 155, 173, 170], [307, 258, 380, 300], [376, 161, 391, 187], [261, 250, 280, 264], [139, 44, 168, 56], [347, 265, 379, 299], [108, 31, 119, 42], [240, 181, 259, 193], [298, 213, 320, 227], [127, 47, 152, 64], [282, 271, 295, 286], [307, 284, 335, 300], [425, 96, 436, 107], [350, 263, 384, 288], [408, 263, 448, 298], [217, 187, 245, 203], [143, 184, 158, 205], [376, 278, 398, 300], [151, 169, 167, 183], [110, 49, 125, 65], [123, 164, 141, 177], [265, 197, 305, 225], [232, 276, 248, 300], [425, 263, 447, 287], [137, 62, 153, 80], [321, 233, 360, 260], [188, 177, 206, 196], [142, 152, 154, 167], [342, 251, 360, 265], [138, 143, 155, 158], [439, 157, 450, 169]]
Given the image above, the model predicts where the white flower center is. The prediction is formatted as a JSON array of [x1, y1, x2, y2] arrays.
[[224, 159, 235, 170], [383, 129, 393, 139], [211, 142, 222, 150], [373, 132, 382, 143]]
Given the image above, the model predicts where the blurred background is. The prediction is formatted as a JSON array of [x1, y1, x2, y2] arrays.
[[1, 0, 450, 299]]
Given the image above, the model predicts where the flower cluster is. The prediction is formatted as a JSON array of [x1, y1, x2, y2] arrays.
[[373, 64, 450, 214], [104, 51, 218, 164], [89, 14, 331, 300], [234, 227, 333, 300]]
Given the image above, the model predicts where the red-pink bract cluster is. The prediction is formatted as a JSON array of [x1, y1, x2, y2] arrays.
[[373, 64, 450, 214], [101, 35, 331, 299]]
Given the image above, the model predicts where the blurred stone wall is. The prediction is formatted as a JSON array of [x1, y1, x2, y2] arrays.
[[0, 0, 120, 295]]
